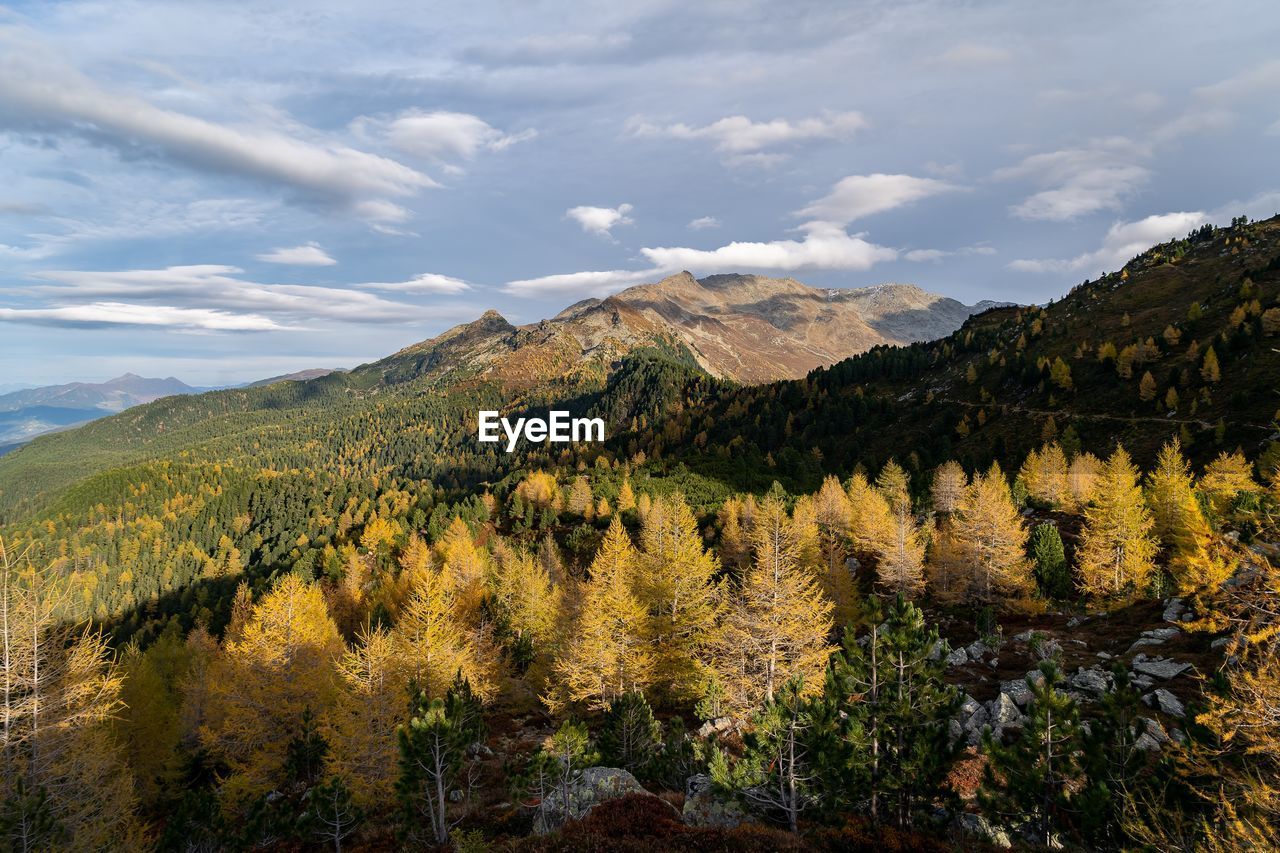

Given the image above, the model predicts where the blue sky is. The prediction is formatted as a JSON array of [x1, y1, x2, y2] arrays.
[[1, 0, 1278, 386]]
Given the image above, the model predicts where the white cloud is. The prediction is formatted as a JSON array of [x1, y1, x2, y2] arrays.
[[796, 174, 959, 224], [627, 111, 866, 156], [566, 203, 634, 238], [640, 221, 897, 273], [356, 273, 472, 294], [994, 140, 1150, 221], [1194, 60, 1280, 103], [688, 216, 721, 230], [26, 265, 428, 323], [1210, 190, 1280, 223], [503, 268, 661, 298], [256, 243, 337, 266], [938, 43, 1013, 67], [905, 245, 996, 262], [1009, 211, 1207, 274], [0, 302, 284, 331], [355, 110, 536, 162], [0, 27, 435, 220]]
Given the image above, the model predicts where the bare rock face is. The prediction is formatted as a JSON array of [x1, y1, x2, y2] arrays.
[[682, 774, 746, 828]]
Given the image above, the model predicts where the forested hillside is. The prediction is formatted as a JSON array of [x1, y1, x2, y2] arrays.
[[0, 217, 1278, 850]]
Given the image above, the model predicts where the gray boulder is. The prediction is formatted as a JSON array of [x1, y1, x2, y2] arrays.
[[1000, 678, 1033, 707], [956, 812, 1013, 848], [1163, 598, 1188, 623], [534, 767, 667, 833], [1068, 667, 1113, 696], [682, 774, 745, 828], [945, 647, 970, 667], [989, 693, 1024, 730], [1132, 657, 1192, 680], [966, 640, 989, 661], [1145, 688, 1186, 718]]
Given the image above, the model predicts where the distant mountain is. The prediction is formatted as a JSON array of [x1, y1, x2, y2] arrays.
[[246, 368, 346, 388], [375, 273, 1003, 387], [0, 373, 200, 414]]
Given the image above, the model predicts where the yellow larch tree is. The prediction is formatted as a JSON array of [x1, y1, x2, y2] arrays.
[[713, 498, 835, 716], [846, 471, 896, 558], [1067, 451, 1103, 510], [930, 461, 968, 515], [435, 517, 489, 624], [1077, 447, 1159, 602], [926, 518, 967, 604], [801, 477, 860, 625], [875, 459, 912, 512], [517, 470, 560, 509], [1145, 439, 1233, 594], [951, 464, 1037, 608], [0, 544, 142, 850], [550, 517, 653, 711], [617, 477, 637, 513], [636, 494, 723, 702], [201, 573, 344, 802], [1200, 450, 1258, 517], [392, 567, 496, 703], [491, 538, 562, 687], [1020, 443, 1070, 508], [327, 625, 404, 808], [876, 503, 927, 598]]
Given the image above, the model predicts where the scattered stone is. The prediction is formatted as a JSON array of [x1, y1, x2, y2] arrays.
[[1001, 678, 1033, 707], [1145, 688, 1186, 718], [1162, 598, 1188, 623], [1135, 717, 1171, 752], [1131, 674, 1155, 690], [1128, 637, 1165, 653], [1211, 636, 1231, 650], [1143, 627, 1182, 641], [989, 693, 1023, 729], [1011, 630, 1035, 643], [927, 638, 949, 661], [535, 767, 667, 833], [682, 774, 745, 828], [448, 788, 464, 802], [945, 647, 970, 667], [1132, 657, 1192, 680], [966, 640, 989, 661], [1068, 667, 1113, 696], [956, 812, 1013, 848], [1096, 651, 1114, 660], [1067, 615, 1088, 628], [696, 717, 734, 739]]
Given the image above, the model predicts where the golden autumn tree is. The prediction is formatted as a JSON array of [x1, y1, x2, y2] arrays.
[[846, 471, 896, 558], [327, 625, 404, 808], [393, 566, 496, 702], [875, 460, 912, 512], [926, 518, 968, 604], [713, 498, 835, 716], [617, 478, 637, 513], [930, 461, 967, 515], [1200, 450, 1258, 517], [797, 480, 860, 626], [636, 494, 723, 702], [1020, 443, 1070, 508], [435, 517, 489, 624], [1145, 439, 1233, 593], [877, 503, 926, 598], [0, 543, 142, 850], [550, 517, 653, 711], [490, 538, 562, 686], [951, 464, 1037, 608], [1067, 451, 1103, 510], [1077, 447, 1159, 601], [201, 573, 344, 802]]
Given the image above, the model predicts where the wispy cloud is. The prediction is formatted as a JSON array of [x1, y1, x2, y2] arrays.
[[351, 110, 536, 165], [626, 111, 866, 164], [796, 174, 960, 224], [256, 243, 337, 266], [0, 302, 285, 331], [688, 216, 721, 230], [356, 273, 472, 294], [994, 139, 1151, 221]]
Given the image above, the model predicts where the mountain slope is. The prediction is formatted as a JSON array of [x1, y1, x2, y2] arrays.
[[627, 216, 1280, 492], [0, 373, 200, 413]]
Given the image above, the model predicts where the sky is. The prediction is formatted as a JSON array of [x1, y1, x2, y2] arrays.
[[1, 0, 1278, 386]]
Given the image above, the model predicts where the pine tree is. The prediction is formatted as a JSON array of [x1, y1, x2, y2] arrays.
[[812, 596, 961, 827], [551, 517, 653, 710], [597, 691, 662, 776], [714, 498, 835, 715], [980, 662, 1085, 848], [1029, 523, 1070, 599], [1077, 447, 1158, 601], [396, 677, 485, 847], [711, 677, 816, 833]]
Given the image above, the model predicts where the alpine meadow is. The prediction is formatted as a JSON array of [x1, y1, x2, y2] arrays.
[[1, 2, 1280, 851]]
